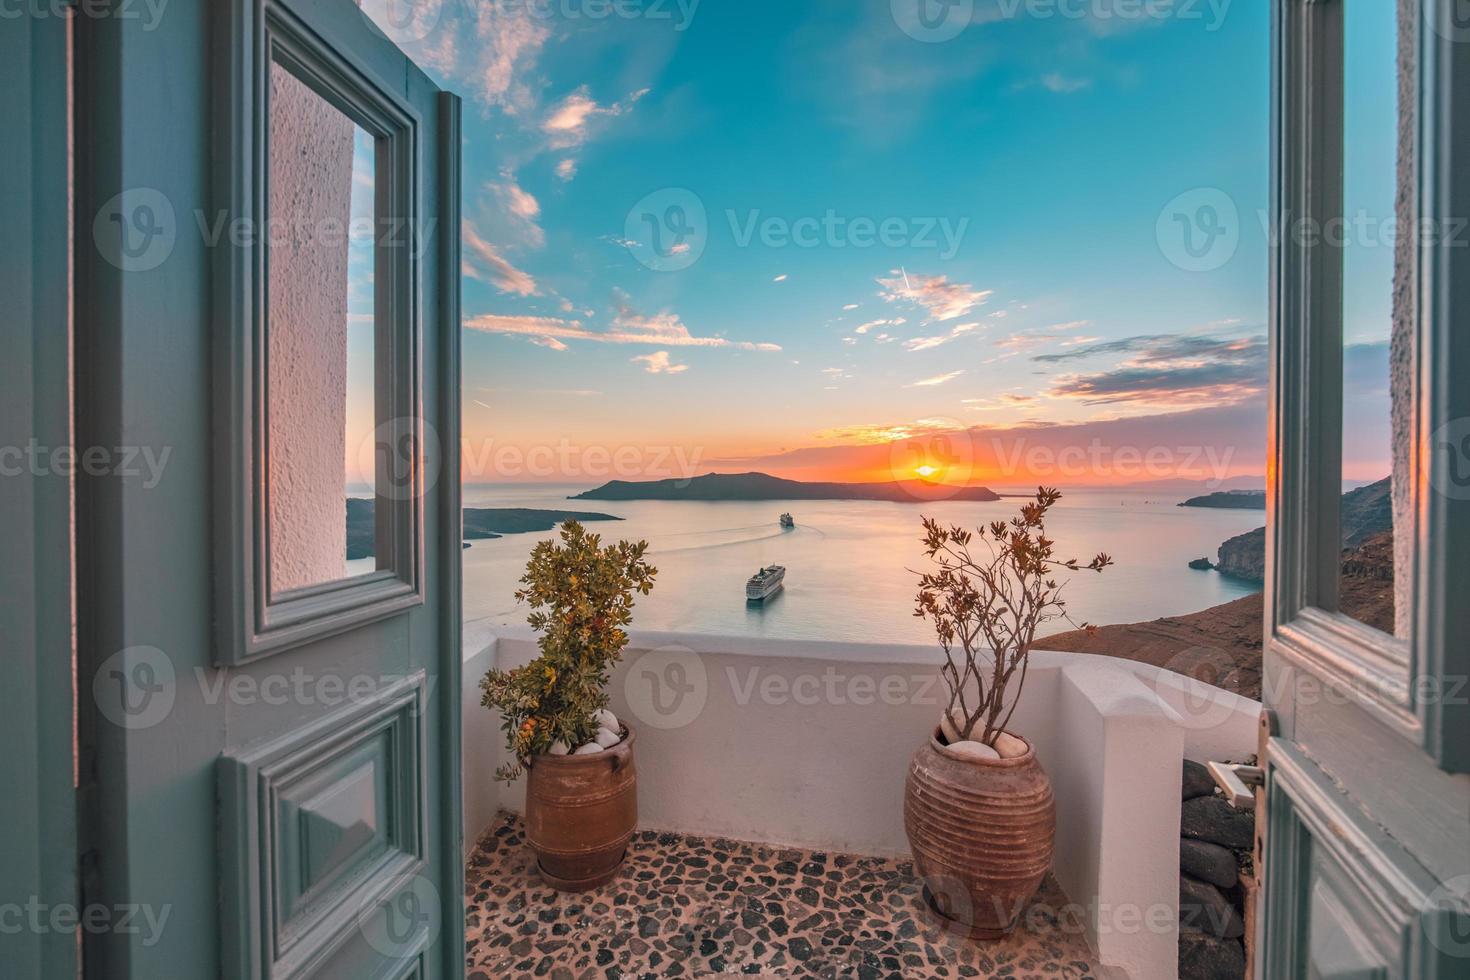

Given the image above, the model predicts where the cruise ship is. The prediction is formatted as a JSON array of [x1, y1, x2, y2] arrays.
[[746, 565, 786, 602]]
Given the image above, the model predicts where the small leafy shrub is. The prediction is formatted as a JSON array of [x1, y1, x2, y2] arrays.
[[480, 520, 656, 781], [915, 487, 1112, 747]]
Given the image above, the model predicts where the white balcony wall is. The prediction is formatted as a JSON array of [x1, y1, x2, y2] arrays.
[[462, 627, 1259, 979]]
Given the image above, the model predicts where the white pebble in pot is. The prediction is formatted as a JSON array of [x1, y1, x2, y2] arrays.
[[992, 732, 1028, 759], [946, 740, 1000, 762]]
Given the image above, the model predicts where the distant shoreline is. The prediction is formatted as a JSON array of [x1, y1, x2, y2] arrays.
[[346, 500, 620, 559], [573, 471, 1001, 503]]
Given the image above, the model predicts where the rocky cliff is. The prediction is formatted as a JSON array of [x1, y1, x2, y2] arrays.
[[1212, 477, 1391, 583]]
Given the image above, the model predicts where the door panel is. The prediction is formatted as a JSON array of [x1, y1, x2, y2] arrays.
[[0, 13, 79, 980], [75, 1, 461, 977], [1262, 2, 1469, 977]]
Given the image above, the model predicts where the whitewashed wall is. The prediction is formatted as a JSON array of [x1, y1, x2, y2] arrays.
[[266, 64, 353, 591]]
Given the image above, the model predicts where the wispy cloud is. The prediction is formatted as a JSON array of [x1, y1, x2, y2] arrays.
[[632, 350, 689, 374], [796, 5, 990, 145], [464, 295, 782, 352], [555, 158, 578, 181], [812, 418, 962, 445], [906, 369, 966, 388], [462, 222, 537, 296], [484, 172, 545, 248], [904, 321, 980, 352], [543, 85, 650, 150], [1040, 72, 1092, 94], [878, 271, 991, 322], [1039, 333, 1269, 407], [471, 6, 552, 114], [964, 392, 1039, 412], [855, 317, 905, 335]]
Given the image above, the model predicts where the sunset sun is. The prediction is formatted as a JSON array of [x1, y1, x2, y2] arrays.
[[914, 465, 939, 479]]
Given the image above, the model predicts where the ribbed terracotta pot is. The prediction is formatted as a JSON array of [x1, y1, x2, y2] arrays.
[[904, 727, 1055, 938], [524, 725, 637, 891]]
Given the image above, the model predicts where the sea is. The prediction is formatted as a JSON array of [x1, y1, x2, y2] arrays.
[[455, 484, 1265, 651]]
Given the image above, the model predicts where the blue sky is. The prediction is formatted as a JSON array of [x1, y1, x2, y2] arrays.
[[358, 0, 1395, 486]]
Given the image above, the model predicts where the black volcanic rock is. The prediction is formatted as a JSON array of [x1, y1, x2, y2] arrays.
[[1179, 932, 1246, 980], [1181, 797, 1256, 851], [1182, 760, 1217, 801], [1181, 839, 1239, 889], [571, 471, 1000, 503], [1180, 490, 1266, 510], [1180, 874, 1245, 938], [345, 501, 621, 559]]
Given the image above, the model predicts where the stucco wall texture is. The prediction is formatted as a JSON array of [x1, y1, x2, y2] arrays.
[[1391, 0, 1415, 636], [267, 63, 355, 592]]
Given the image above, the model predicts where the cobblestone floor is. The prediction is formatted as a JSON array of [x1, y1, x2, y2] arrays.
[[465, 811, 1104, 979]]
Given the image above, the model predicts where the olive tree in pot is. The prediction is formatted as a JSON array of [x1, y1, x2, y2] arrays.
[[480, 520, 656, 891], [907, 488, 1111, 938]]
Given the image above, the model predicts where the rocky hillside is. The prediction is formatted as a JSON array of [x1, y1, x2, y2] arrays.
[[1044, 529, 1397, 698], [1179, 490, 1266, 510], [1213, 477, 1391, 582], [1214, 527, 1267, 582]]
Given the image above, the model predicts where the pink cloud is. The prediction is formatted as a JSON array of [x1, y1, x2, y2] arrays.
[[877, 271, 992, 321], [632, 351, 689, 375], [462, 222, 537, 296]]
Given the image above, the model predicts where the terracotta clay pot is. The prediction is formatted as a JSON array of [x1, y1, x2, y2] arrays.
[[524, 725, 637, 891], [904, 727, 1056, 938]]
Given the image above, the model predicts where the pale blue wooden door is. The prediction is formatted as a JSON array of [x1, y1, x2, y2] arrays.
[[74, 1, 463, 977], [1260, 2, 1469, 977]]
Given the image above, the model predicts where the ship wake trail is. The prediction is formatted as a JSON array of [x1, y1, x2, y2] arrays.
[[655, 529, 789, 555]]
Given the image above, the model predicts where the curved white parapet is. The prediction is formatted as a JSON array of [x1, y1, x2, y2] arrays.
[[463, 629, 1261, 980]]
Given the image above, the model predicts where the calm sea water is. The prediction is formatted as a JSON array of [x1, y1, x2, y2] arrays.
[[459, 484, 1264, 650]]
